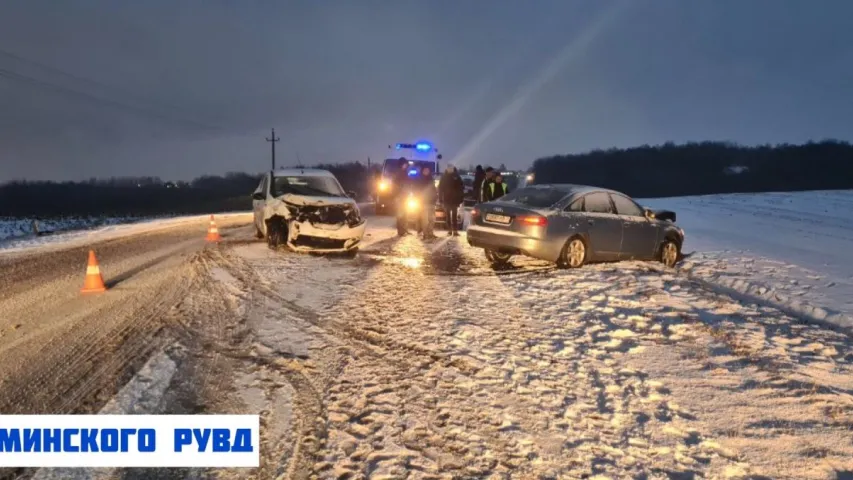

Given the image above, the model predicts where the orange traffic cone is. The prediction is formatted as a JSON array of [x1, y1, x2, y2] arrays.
[[81, 250, 107, 294], [206, 215, 221, 242]]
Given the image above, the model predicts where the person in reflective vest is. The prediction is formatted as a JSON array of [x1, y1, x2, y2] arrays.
[[480, 167, 496, 202], [489, 174, 509, 200]]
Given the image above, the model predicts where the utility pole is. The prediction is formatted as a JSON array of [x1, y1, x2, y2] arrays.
[[265, 128, 280, 171]]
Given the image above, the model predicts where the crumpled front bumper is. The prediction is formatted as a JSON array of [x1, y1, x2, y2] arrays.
[[287, 219, 367, 252]]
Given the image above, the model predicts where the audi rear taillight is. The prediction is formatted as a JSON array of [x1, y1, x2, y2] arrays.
[[471, 208, 480, 217], [519, 215, 547, 227]]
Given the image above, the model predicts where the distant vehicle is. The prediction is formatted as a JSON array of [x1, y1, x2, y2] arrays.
[[518, 172, 535, 189], [374, 142, 441, 215], [252, 168, 366, 256], [466, 184, 684, 268]]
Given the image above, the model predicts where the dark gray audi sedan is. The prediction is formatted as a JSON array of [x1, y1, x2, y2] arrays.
[[466, 184, 685, 268]]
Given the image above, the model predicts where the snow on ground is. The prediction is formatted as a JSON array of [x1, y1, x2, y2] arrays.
[[1, 203, 374, 255], [0, 215, 152, 241], [640, 190, 853, 327], [215, 217, 853, 479], [0, 212, 251, 255]]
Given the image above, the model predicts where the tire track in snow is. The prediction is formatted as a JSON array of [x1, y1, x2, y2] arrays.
[[215, 225, 853, 478], [493, 254, 853, 478], [297, 236, 736, 478]]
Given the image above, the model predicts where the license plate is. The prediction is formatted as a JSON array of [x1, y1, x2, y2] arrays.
[[485, 213, 511, 224]]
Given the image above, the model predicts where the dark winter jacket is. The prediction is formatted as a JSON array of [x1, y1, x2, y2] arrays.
[[489, 181, 509, 200], [413, 175, 437, 204], [482, 178, 496, 202], [438, 172, 465, 206], [393, 166, 412, 198], [473, 168, 486, 202]]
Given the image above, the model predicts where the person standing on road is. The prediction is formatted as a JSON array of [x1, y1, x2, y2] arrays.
[[481, 167, 496, 202], [415, 166, 438, 239], [438, 165, 464, 236], [489, 173, 509, 200], [473, 165, 485, 204], [394, 158, 412, 236]]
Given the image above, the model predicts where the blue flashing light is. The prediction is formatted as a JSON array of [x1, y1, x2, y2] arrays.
[[408, 169, 418, 176], [393, 141, 434, 152]]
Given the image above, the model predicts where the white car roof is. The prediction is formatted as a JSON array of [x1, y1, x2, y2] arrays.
[[271, 168, 335, 177]]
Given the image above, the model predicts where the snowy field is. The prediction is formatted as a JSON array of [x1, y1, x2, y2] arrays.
[[641, 190, 853, 327]]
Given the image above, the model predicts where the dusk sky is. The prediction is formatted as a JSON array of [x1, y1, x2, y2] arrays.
[[0, 0, 851, 182]]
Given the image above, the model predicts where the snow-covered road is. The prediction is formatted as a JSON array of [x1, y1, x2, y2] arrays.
[[6, 191, 853, 479], [199, 216, 853, 479]]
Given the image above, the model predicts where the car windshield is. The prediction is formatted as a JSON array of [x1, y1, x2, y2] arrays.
[[496, 187, 568, 208], [382, 159, 437, 177], [272, 175, 345, 197]]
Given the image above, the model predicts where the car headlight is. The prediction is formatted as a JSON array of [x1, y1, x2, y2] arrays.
[[406, 197, 419, 211], [378, 180, 390, 192]]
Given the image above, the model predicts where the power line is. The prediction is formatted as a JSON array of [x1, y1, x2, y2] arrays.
[[0, 47, 204, 122], [0, 66, 223, 132]]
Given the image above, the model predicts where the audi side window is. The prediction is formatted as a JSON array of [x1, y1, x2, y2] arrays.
[[565, 198, 584, 212], [610, 194, 644, 217], [583, 193, 614, 214]]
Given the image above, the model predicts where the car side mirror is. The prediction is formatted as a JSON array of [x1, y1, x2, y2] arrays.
[[252, 192, 264, 201], [346, 190, 357, 198], [644, 208, 654, 219]]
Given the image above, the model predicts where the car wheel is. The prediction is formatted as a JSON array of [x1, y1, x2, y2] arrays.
[[660, 238, 680, 267], [561, 236, 587, 268], [484, 248, 511, 266], [343, 248, 358, 259], [267, 220, 285, 249]]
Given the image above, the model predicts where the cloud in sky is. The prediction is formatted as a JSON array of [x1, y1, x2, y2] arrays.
[[0, 0, 851, 181]]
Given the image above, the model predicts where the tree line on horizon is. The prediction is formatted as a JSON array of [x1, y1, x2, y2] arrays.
[[1, 140, 851, 218], [531, 139, 853, 198]]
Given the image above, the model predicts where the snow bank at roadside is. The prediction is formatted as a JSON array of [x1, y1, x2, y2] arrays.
[[677, 253, 853, 329], [0, 212, 251, 254], [0, 215, 159, 241], [640, 190, 853, 331]]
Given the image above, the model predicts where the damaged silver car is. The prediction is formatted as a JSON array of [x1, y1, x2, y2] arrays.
[[252, 168, 366, 256]]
